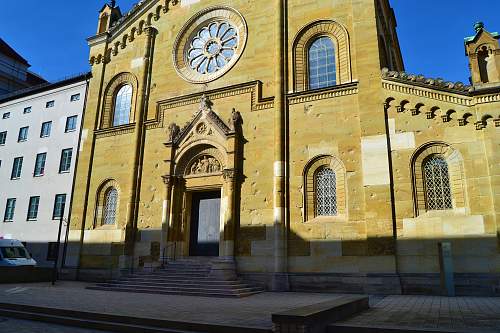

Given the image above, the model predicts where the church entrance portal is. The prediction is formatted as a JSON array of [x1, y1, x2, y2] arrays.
[[189, 191, 221, 256]]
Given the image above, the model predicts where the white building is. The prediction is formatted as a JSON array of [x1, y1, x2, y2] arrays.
[[0, 74, 89, 267]]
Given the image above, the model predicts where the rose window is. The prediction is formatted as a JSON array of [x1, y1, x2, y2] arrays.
[[188, 21, 238, 74], [173, 6, 247, 83]]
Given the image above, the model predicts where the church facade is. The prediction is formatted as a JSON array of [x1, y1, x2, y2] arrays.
[[69, 0, 500, 295]]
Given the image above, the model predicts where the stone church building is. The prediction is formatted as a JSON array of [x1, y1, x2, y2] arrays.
[[69, 0, 500, 295]]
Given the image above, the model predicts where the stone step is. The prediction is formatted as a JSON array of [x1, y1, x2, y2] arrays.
[[121, 276, 234, 282], [110, 279, 245, 287], [87, 285, 264, 298], [132, 273, 209, 278], [95, 283, 262, 293], [0, 302, 270, 333]]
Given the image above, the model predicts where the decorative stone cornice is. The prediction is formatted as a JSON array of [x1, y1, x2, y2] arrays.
[[287, 82, 359, 105], [222, 168, 237, 183], [89, 0, 178, 65], [382, 68, 472, 94], [94, 123, 135, 139]]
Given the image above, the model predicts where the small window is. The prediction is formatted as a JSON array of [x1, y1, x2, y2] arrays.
[[46, 242, 58, 261], [46, 101, 55, 108], [4, 198, 16, 222], [70, 94, 80, 102], [423, 155, 453, 211], [34, 153, 47, 177], [11, 157, 23, 179], [0, 131, 6, 145], [315, 167, 337, 216], [18, 127, 29, 142], [27, 196, 40, 220], [40, 121, 52, 138], [103, 188, 118, 225], [23, 107, 32, 114], [59, 148, 73, 173], [53, 194, 67, 219], [2, 112, 10, 119], [65, 116, 78, 132]]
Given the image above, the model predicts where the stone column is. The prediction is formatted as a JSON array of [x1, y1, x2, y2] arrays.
[[160, 175, 174, 263], [209, 168, 237, 280]]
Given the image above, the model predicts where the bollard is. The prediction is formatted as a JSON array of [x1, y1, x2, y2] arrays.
[[438, 242, 455, 296]]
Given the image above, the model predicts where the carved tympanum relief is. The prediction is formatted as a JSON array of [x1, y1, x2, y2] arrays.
[[188, 155, 222, 175]]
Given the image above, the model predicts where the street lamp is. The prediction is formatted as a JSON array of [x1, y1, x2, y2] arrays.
[[51, 203, 66, 286]]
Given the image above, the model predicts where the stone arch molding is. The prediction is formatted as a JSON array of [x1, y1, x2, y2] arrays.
[[100, 72, 139, 129], [303, 154, 347, 222], [293, 19, 352, 91], [93, 178, 121, 228], [411, 142, 467, 216], [166, 96, 242, 178]]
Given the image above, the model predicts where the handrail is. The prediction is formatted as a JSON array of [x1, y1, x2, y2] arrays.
[[162, 242, 176, 267]]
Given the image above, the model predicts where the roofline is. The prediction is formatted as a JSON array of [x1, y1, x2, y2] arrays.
[[0, 72, 92, 104]]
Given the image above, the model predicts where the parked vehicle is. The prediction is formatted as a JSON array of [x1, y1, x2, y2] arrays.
[[0, 239, 37, 267]]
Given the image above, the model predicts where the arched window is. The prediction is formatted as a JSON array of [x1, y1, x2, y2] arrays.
[[423, 155, 453, 211], [103, 188, 118, 225], [308, 37, 336, 90], [113, 85, 132, 126], [315, 167, 337, 216]]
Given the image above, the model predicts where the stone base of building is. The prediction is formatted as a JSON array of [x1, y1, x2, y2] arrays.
[[240, 272, 500, 296]]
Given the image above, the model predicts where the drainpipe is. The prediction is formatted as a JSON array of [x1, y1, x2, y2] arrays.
[[272, 0, 289, 291]]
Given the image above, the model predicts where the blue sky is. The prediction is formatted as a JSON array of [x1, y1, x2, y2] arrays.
[[1, 1, 498, 83]]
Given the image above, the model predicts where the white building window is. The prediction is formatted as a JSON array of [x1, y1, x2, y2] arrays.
[[34, 153, 46, 177], [59, 148, 72, 173], [65, 115, 77, 132], [18, 126, 28, 142], [315, 167, 337, 216], [4, 198, 16, 222], [23, 107, 32, 114], [0, 131, 6, 145], [53, 194, 66, 219], [113, 85, 132, 126], [2, 112, 10, 119], [11, 157, 23, 179], [27, 196, 40, 220], [103, 188, 118, 225], [46, 100, 55, 108], [70, 94, 80, 102], [40, 121, 51, 138]]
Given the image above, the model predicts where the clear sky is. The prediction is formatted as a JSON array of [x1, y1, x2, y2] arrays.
[[0, 0, 498, 83]]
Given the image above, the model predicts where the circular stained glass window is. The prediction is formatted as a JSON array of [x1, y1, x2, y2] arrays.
[[173, 6, 247, 83], [188, 21, 239, 75]]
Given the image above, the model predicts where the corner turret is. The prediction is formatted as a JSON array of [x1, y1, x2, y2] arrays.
[[465, 22, 500, 86], [97, 0, 122, 34]]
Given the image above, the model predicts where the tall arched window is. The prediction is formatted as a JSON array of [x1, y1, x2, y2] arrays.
[[423, 155, 452, 211], [103, 188, 118, 225], [113, 85, 132, 126], [315, 167, 337, 216], [308, 37, 336, 90]]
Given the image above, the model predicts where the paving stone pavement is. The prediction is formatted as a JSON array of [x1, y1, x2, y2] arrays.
[[0, 282, 499, 332], [0, 282, 341, 329], [337, 295, 500, 332], [0, 317, 113, 333]]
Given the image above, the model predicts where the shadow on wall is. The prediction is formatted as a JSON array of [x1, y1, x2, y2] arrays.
[[7, 227, 500, 296]]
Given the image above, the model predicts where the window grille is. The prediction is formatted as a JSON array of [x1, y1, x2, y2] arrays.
[[423, 155, 453, 210], [113, 85, 132, 126], [103, 188, 118, 225], [308, 37, 336, 90], [315, 167, 337, 216]]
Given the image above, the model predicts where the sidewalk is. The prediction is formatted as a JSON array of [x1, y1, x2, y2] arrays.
[[0, 282, 499, 332]]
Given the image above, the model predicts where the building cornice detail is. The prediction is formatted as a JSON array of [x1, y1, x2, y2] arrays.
[[94, 123, 136, 139], [287, 82, 359, 105]]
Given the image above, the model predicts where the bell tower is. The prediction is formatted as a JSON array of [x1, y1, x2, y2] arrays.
[[97, 0, 122, 34], [465, 22, 500, 86]]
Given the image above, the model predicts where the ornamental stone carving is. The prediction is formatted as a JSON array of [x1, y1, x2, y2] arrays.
[[188, 155, 222, 175]]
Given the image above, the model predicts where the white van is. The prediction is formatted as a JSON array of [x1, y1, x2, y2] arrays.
[[0, 239, 37, 267]]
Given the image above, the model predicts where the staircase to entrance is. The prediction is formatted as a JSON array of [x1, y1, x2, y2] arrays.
[[87, 257, 264, 298]]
